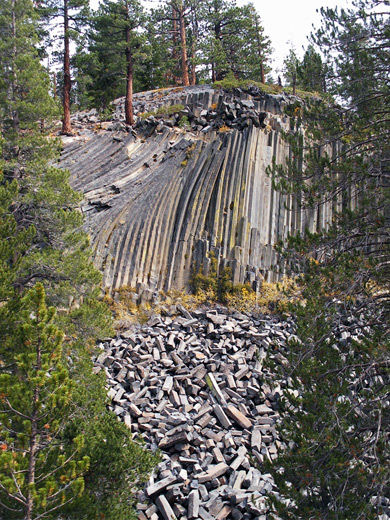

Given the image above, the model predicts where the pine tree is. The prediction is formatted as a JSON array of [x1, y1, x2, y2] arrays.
[[283, 45, 299, 94], [0, 2, 157, 518], [0, 284, 89, 519], [201, 0, 271, 82], [245, 3, 272, 83], [266, 2, 390, 518], [88, 0, 145, 123], [296, 45, 328, 93], [39, 0, 90, 134]]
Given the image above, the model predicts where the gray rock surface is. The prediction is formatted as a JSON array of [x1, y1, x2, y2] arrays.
[[94, 306, 295, 519], [60, 85, 336, 301]]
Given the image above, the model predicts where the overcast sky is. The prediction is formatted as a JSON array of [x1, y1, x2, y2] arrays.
[[237, 0, 353, 71], [89, 0, 353, 72]]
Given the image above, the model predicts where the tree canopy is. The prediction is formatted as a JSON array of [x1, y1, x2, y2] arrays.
[[0, 1, 157, 518], [267, 1, 390, 518]]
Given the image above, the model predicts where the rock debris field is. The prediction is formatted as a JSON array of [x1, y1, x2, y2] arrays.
[[94, 305, 297, 520]]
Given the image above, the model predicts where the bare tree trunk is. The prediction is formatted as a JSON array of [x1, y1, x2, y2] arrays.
[[172, 6, 180, 86], [62, 0, 72, 135], [125, 26, 134, 126], [11, 0, 19, 131], [53, 71, 57, 99], [260, 62, 265, 84], [213, 20, 224, 81], [191, 40, 196, 85], [178, 1, 189, 87], [254, 16, 265, 84], [25, 336, 42, 520]]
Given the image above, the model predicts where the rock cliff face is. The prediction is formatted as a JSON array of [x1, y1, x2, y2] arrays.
[[60, 85, 332, 299]]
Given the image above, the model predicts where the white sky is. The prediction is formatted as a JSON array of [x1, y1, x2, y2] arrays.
[[90, 0, 353, 72], [238, 0, 352, 72]]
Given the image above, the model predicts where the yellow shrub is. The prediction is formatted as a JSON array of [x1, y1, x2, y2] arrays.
[[218, 124, 231, 133], [225, 278, 301, 314]]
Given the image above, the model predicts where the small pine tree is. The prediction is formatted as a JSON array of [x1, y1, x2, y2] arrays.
[[0, 284, 90, 519]]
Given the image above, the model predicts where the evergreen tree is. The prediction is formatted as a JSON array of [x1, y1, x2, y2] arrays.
[[267, 2, 390, 518], [0, 284, 89, 520], [88, 0, 145, 123], [296, 44, 328, 93], [282, 44, 299, 94], [202, 0, 271, 82], [169, 0, 190, 86], [0, 2, 157, 518], [245, 3, 272, 83], [39, 0, 90, 134]]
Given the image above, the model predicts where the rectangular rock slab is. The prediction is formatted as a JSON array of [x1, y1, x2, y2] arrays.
[[158, 431, 189, 449], [199, 507, 214, 520], [146, 475, 177, 497], [233, 470, 247, 490], [197, 462, 229, 483], [251, 428, 262, 450], [162, 375, 173, 393], [226, 405, 252, 429], [212, 447, 225, 464], [213, 404, 232, 429], [188, 489, 200, 519], [155, 495, 178, 520], [206, 374, 227, 405], [216, 505, 232, 519], [230, 446, 247, 471]]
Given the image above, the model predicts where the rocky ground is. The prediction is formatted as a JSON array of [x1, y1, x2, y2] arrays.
[[94, 305, 296, 520], [69, 84, 287, 137]]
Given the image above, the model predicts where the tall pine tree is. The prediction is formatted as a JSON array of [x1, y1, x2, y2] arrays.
[[39, 0, 90, 134], [88, 0, 145, 123], [267, 2, 390, 518], [0, 284, 89, 519], [0, 1, 157, 518]]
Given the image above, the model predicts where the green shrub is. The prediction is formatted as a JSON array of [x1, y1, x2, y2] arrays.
[[140, 104, 185, 119], [212, 74, 324, 100]]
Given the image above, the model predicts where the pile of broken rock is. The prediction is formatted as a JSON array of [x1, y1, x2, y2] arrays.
[[93, 305, 297, 520]]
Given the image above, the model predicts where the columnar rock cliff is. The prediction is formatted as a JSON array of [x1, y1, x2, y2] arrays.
[[60, 85, 333, 300]]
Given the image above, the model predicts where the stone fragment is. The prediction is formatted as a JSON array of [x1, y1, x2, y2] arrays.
[[158, 431, 190, 449], [213, 404, 232, 429], [225, 406, 252, 429], [146, 475, 177, 497], [188, 489, 200, 519], [251, 428, 262, 450], [162, 376, 173, 393], [230, 446, 247, 471], [206, 374, 227, 404], [197, 462, 229, 483], [155, 495, 178, 520], [212, 447, 225, 463]]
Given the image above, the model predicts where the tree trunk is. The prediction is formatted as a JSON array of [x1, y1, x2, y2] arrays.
[[172, 6, 180, 86], [191, 40, 196, 85], [213, 20, 223, 81], [260, 62, 265, 84], [11, 0, 19, 131], [25, 335, 42, 520], [178, 1, 189, 87], [212, 64, 216, 83], [125, 27, 134, 126], [53, 71, 57, 99], [62, 0, 72, 135], [254, 17, 265, 84]]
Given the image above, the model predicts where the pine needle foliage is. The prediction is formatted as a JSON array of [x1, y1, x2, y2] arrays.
[[266, 2, 390, 518]]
